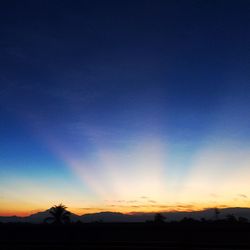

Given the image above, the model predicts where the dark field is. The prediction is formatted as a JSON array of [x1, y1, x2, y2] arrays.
[[1, 222, 250, 249]]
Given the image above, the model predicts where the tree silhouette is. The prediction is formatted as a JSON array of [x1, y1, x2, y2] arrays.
[[238, 216, 248, 223], [226, 214, 237, 223], [154, 213, 166, 223], [44, 204, 71, 225], [214, 208, 220, 220]]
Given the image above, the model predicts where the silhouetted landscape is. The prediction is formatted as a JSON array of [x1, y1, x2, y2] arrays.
[[1, 205, 250, 249], [2, 206, 250, 223]]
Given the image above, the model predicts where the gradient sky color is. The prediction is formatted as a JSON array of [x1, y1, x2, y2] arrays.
[[0, 0, 250, 216]]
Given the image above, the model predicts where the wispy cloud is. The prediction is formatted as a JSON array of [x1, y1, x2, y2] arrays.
[[148, 200, 157, 203], [80, 207, 105, 211], [238, 194, 248, 199]]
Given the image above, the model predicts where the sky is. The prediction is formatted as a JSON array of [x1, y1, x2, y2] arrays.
[[0, 0, 250, 216]]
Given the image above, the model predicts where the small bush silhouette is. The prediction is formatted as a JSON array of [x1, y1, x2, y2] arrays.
[[154, 213, 166, 223], [226, 214, 237, 223], [214, 208, 220, 220]]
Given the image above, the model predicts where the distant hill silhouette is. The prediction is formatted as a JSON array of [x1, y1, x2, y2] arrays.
[[1, 207, 250, 223], [0, 208, 79, 223], [79, 212, 152, 222]]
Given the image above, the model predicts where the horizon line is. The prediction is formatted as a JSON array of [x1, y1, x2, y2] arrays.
[[1, 206, 250, 218]]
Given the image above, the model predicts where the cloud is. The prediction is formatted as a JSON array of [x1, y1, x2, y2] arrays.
[[238, 194, 248, 199], [109, 200, 126, 203], [148, 200, 157, 203], [80, 207, 104, 210], [127, 200, 138, 204]]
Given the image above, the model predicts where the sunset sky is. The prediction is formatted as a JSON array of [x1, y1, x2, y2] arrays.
[[0, 0, 250, 216]]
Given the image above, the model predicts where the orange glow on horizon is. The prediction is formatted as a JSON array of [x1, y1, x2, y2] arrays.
[[1, 200, 249, 217]]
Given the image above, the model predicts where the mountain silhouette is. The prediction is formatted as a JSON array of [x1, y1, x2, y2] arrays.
[[1, 207, 250, 223], [0, 208, 80, 223]]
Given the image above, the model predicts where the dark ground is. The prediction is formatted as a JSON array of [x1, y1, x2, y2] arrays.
[[1, 222, 250, 249]]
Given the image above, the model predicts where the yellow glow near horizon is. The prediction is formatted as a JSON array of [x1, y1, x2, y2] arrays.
[[1, 135, 250, 216]]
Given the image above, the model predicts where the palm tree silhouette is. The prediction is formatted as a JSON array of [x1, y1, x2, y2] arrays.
[[44, 204, 71, 225]]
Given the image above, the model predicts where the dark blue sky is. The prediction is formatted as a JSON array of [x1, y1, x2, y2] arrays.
[[0, 0, 250, 214]]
